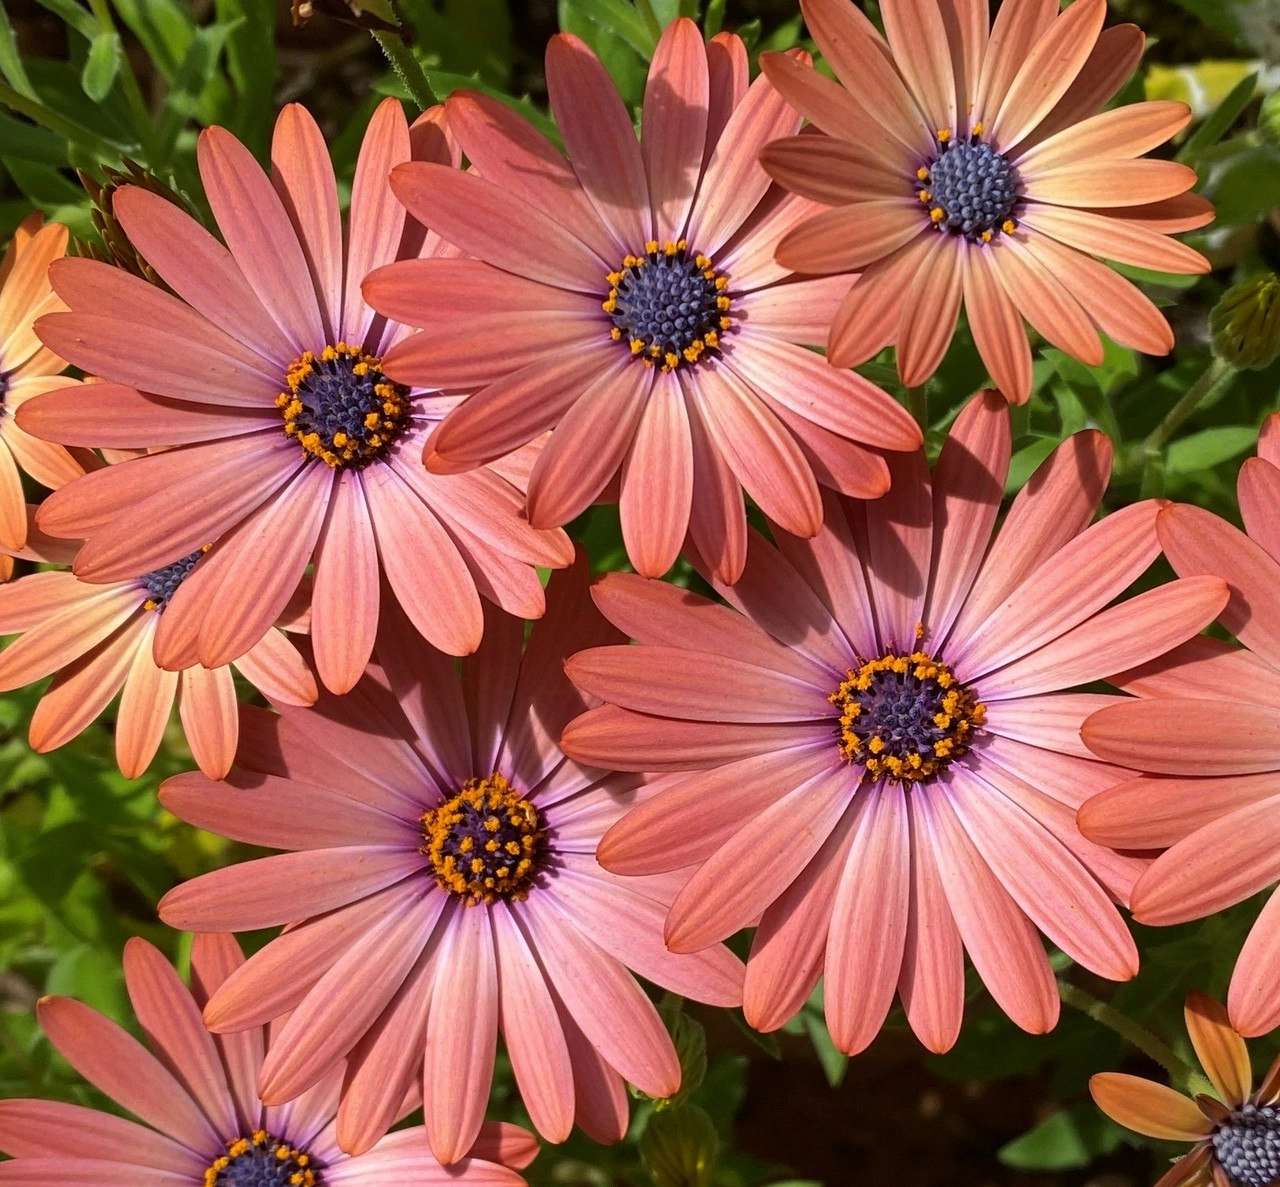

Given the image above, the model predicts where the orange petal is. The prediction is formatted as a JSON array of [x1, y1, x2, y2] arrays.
[[1090, 1072, 1214, 1141], [1185, 990, 1252, 1106]]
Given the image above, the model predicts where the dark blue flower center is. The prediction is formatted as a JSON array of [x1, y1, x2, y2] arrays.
[[830, 651, 985, 784], [1213, 1105, 1280, 1187], [917, 137, 1020, 242], [204, 1131, 318, 1187], [277, 343, 410, 469], [139, 547, 207, 612], [420, 773, 546, 904], [604, 240, 732, 370]]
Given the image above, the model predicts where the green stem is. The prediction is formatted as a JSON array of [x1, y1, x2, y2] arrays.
[[1059, 980, 1214, 1098], [634, 0, 664, 43], [0, 81, 119, 158], [371, 29, 438, 112], [1124, 356, 1236, 492], [89, 0, 163, 168]]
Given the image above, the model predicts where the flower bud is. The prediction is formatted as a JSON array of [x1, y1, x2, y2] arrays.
[[1260, 90, 1280, 149], [1211, 273, 1280, 370], [640, 1104, 719, 1187]]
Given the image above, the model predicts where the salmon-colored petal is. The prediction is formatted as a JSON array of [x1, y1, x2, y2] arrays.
[[1024, 160, 1200, 209], [619, 371, 692, 577], [681, 401, 747, 582], [688, 363, 822, 538], [937, 0, 986, 114], [736, 275, 852, 348], [775, 201, 924, 275], [1019, 232, 1174, 356], [757, 135, 905, 206], [865, 446, 932, 647], [198, 126, 325, 350], [1185, 990, 1252, 1107], [642, 19, 709, 243], [272, 103, 344, 341], [1090, 1073, 1214, 1141], [826, 233, 935, 368], [1018, 100, 1191, 174], [758, 50, 865, 141], [0, 1100, 200, 1172], [898, 235, 964, 387], [687, 64, 803, 256], [547, 33, 650, 252], [1229, 889, 1280, 1037], [1020, 204, 1210, 274], [116, 619, 179, 778], [2, 416, 86, 493], [824, 783, 910, 1055], [964, 247, 1032, 403], [759, 393, 892, 502], [389, 162, 608, 292], [342, 97, 410, 345], [799, 0, 932, 156], [973, 0, 1057, 124], [705, 32, 749, 150], [993, 236, 1102, 365], [1131, 798, 1280, 924], [0, 220, 66, 350], [881, 0, 956, 134], [989, 0, 1106, 152], [1240, 456, 1280, 564], [1161, 502, 1280, 671], [0, 584, 140, 688], [28, 622, 141, 754], [176, 664, 240, 780]]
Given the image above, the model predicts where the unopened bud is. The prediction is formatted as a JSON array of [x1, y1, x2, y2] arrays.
[[1260, 90, 1280, 149], [1211, 273, 1280, 370], [640, 1104, 719, 1187]]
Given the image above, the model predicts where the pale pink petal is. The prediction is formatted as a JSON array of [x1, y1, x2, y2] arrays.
[[619, 370, 692, 577], [423, 904, 499, 1164], [925, 391, 1010, 641], [554, 1002, 629, 1144], [987, 692, 1127, 760], [989, 0, 1106, 152], [233, 628, 317, 707], [684, 396, 743, 584], [1131, 799, 1280, 925], [198, 126, 325, 349], [865, 446, 933, 647], [664, 763, 857, 951], [0, 570, 85, 632], [824, 783, 910, 1055], [116, 617, 179, 778], [491, 902, 575, 1143], [938, 0, 986, 113], [0, 585, 140, 688], [113, 186, 296, 365], [342, 97, 410, 344], [1, 417, 87, 493], [547, 33, 651, 252], [35, 996, 220, 1152], [919, 789, 1059, 1034], [158, 848, 418, 932], [758, 393, 892, 501], [0, 1101, 200, 1173], [272, 103, 344, 340], [0, 1158, 192, 1184], [736, 275, 854, 348], [980, 731, 1129, 811], [643, 19, 709, 242]]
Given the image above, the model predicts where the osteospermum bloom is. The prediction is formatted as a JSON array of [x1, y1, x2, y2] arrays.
[[1091, 992, 1280, 1187], [364, 18, 921, 584], [0, 935, 535, 1187], [156, 555, 744, 1164], [20, 99, 571, 695], [0, 522, 315, 779], [562, 390, 1229, 1054], [757, 0, 1212, 404], [0, 214, 90, 577], [1080, 414, 1280, 1039]]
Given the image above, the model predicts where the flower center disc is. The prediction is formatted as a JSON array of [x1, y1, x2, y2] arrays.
[[916, 134, 1019, 243], [420, 773, 546, 904], [277, 343, 410, 468], [603, 239, 732, 370], [204, 1131, 318, 1187], [830, 650, 985, 783], [1213, 1104, 1280, 1187], [139, 545, 209, 612]]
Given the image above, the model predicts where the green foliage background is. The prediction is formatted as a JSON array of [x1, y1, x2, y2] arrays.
[[1, 0, 1278, 1182]]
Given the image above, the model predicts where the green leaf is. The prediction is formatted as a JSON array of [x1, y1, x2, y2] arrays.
[[1178, 71, 1257, 163], [31, 0, 98, 41], [111, 0, 196, 84], [0, 7, 36, 99], [799, 1009, 849, 1088], [80, 31, 123, 102], [562, 0, 657, 60], [422, 69, 560, 144], [1006, 435, 1059, 494], [1165, 425, 1258, 475], [214, 0, 276, 160], [153, 21, 236, 161], [998, 1104, 1123, 1171]]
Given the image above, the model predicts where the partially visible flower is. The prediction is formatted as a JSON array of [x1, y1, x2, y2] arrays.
[[1081, 413, 1280, 1038], [78, 159, 194, 285], [0, 214, 91, 576], [758, 0, 1212, 404], [365, 18, 920, 584], [1210, 274, 1280, 371], [1091, 991, 1280, 1187], [562, 390, 1227, 1055], [21, 99, 571, 696], [156, 555, 744, 1164], [0, 935, 536, 1186], [0, 518, 315, 779]]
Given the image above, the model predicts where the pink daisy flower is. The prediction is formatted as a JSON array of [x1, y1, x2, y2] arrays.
[[0, 519, 315, 779], [20, 99, 571, 695], [757, 0, 1213, 404], [363, 17, 921, 584], [155, 555, 745, 1164], [1091, 992, 1280, 1187], [1080, 414, 1280, 1039], [561, 390, 1228, 1055], [0, 213, 92, 577], [0, 935, 536, 1187]]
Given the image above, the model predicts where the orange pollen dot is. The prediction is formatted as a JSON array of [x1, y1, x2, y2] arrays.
[[203, 1130, 318, 1187], [420, 774, 545, 905]]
